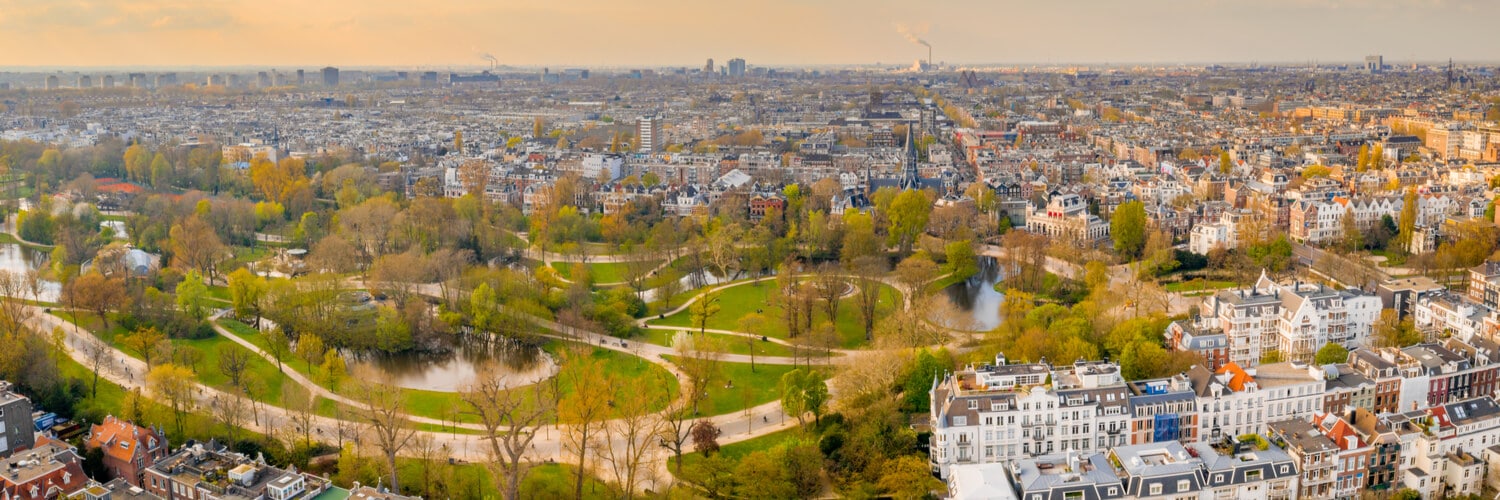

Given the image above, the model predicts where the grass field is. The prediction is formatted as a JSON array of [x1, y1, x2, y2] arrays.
[[220, 319, 685, 423], [679, 427, 812, 472], [662, 356, 822, 417], [1163, 279, 1237, 293], [549, 260, 657, 284], [56, 312, 291, 403], [649, 280, 899, 349], [637, 328, 803, 358]]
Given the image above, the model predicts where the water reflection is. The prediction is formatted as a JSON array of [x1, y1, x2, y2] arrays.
[[350, 336, 557, 393], [932, 256, 1004, 331]]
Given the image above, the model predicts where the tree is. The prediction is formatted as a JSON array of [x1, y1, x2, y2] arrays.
[[689, 289, 721, 335], [175, 270, 210, 322], [1394, 187, 1418, 254], [1218, 150, 1234, 174], [147, 364, 196, 438], [813, 263, 846, 324], [780, 368, 828, 426], [226, 268, 267, 326], [736, 313, 768, 372], [853, 255, 888, 341], [1315, 343, 1350, 365], [320, 350, 347, 393], [1301, 164, 1332, 179], [879, 455, 945, 500], [888, 189, 932, 255], [218, 347, 251, 389], [462, 363, 558, 500], [675, 332, 725, 414], [690, 420, 722, 456], [296, 333, 325, 372], [169, 216, 226, 282], [352, 367, 419, 494], [600, 374, 664, 500], [895, 253, 939, 298], [64, 272, 125, 329], [211, 387, 251, 445], [119, 327, 167, 369], [282, 384, 319, 449], [1112, 200, 1148, 259], [82, 336, 111, 398], [1373, 309, 1422, 348], [558, 347, 613, 500], [265, 326, 291, 371]]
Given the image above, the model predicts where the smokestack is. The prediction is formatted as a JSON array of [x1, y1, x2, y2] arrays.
[[929, 45, 933, 69]]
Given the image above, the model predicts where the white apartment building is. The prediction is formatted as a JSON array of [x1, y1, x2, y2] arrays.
[[1202, 273, 1380, 366], [929, 358, 1131, 478]]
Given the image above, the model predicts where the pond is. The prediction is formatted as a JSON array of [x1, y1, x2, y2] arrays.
[[350, 336, 558, 393], [0, 218, 59, 302], [931, 256, 1005, 332]]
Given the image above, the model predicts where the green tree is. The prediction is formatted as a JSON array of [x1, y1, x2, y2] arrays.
[[175, 270, 210, 322], [780, 368, 828, 427], [226, 268, 268, 326], [690, 289, 722, 335], [887, 189, 932, 255], [1315, 343, 1350, 365], [1112, 200, 1148, 259], [296, 333, 325, 371]]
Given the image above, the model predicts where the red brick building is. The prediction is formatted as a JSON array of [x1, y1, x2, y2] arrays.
[[86, 416, 167, 487]]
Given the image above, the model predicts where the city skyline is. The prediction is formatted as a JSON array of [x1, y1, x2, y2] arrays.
[[0, 0, 1496, 68]]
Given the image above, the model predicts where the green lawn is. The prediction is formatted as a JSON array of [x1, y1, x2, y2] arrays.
[[220, 319, 683, 423], [56, 312, 290, 403], [663, 357, 820, 416], [679, 427, 812, 472], [549, 260, 657, 284], [637, 328, 803, 358], [1163, 279, 1237, 293], [649, 280, 899, 349]]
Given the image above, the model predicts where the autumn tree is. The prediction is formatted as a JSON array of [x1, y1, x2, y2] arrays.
[[63, 271, 125, 328], [147, 364, 196, 438], [1394, 187, 1418, 254], [690, 420, 722, 456], [119, 327, 167, 369], [689, 289, 722, 335], [169, 216, 226, 282], [558, 347, 614, 500]]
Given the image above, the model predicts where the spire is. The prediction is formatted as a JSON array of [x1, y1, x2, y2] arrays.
[[900, 124, 921, 190]]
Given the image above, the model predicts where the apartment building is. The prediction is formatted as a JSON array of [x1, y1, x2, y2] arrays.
[[929, 357, 1131, 478], [1198, 273, 1380, 366]]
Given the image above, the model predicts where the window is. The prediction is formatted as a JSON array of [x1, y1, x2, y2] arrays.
[[969, 400, 978, 410], [1247, 470, 1262, 481], [1178, 479, 1190, 491], [1150, 484, 1163, 495], [1064, 492, 1083, 500]]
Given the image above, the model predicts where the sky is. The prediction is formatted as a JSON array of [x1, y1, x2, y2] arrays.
[[0, 0, 1496, 68]]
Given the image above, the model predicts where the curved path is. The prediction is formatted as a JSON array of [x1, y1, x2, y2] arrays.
[[30, 305, 794, 472]]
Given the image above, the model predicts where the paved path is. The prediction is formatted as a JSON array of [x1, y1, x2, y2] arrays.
[[38, 307, 795, 466]]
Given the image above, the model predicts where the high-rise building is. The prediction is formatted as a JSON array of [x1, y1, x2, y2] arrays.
[[44, 75, 59, 90], [128, 73, 146, 87], [727, 58, 746, 77], [102, 75, 114, 88], [257, 71, 271, 87], [1366, 55, 1384, 74], [76, 75, 91, 88], [297, 69, 305, 85], [705, 58, 714, 73], [322, 66, 340, 86], [636, 115, 663, 153], [155, 73, 177, 87]]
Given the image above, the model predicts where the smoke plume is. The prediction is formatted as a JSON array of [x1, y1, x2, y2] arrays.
[[895, 22, 931, 48]]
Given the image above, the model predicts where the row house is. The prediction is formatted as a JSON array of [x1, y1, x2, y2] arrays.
[[143, 441, 332, 500]]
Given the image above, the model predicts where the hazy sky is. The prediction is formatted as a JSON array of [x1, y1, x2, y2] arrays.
[[1, 0, 1496, 68]]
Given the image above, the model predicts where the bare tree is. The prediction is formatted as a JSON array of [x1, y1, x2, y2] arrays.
[[281, 384, 319, 449], [352, 367, 419, 493], [674, 332, 724, 415], [852, 255, 888, 341], [211, 388, 251, 445], [82, 336, 112, 398], [813, 263, 845, 323], [602, 378, 664, 500], [461, 364, 559, 500], [218, 347, 251, 390]]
